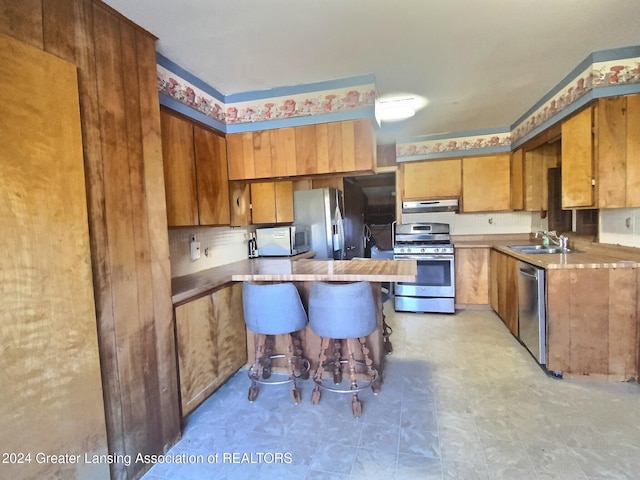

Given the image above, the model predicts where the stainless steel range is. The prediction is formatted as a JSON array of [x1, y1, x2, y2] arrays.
[[393, 222, 455, 314]]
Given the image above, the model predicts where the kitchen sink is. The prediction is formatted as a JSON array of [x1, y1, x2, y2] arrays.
[[508, 244, 576, 254]]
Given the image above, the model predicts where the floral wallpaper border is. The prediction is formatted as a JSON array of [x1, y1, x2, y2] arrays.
[[397, 54, 640, 161], [157, 64, 375, 128]]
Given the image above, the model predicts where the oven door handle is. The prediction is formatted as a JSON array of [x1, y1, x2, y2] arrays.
[[394, 254, 455, 261]]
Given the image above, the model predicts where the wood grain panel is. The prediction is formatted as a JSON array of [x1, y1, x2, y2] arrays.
[[194, 125, 231, 225], [607, 269, 637, 377], [229, 181, 251, 226], [340, 121, 356, 172], [354, 118, 375, 171], [176, 295, 218, 416], [524, 149, 543, 211], [275, 181, 294, 223], [241, 132, 256, 179], [0, 32, 109, 480], [253, 130, 273, 178], [315, 123, 330, 173], [327, 121, 344, 172], [597, 96, 627, 208], [295, 124, 318, 175], [176, 285, 246, 416], [547, 270, 572, 372], [562, 106, 594, 208], [455, 248, 490, 305], [226, 133, 246, 180], [212, 284, 247, 396], [0, 0, 43, 48], [270, 127, 296, 177], [510, 148, 524, 210], [160, 109, 198, 226], [250, 181, 276, 224], [489, 250, 499, 313], [462, 155, 511, 212], [569, 269, 610, 373], [625, 94, 640, 206], [135, 26, 181, 460], [402, 159, 462, 199]]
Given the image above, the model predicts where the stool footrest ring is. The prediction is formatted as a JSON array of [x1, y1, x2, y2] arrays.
[[248, 354, 310, 385], [316, 359, 378, 393]]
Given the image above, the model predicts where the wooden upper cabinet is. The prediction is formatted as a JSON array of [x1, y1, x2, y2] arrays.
[[226, 119, 375, 180], [194, 125, 230, 225], [597, 94, 640, 208], [562, 95, 640, 209], [562, 105, 594, 208], [462, 154, 511, 212], [161, 108, 231, 226], [523, 142, 560, 212], [250, 181, 294, 224], [401, 158, 462, 199], [160, 110, 199, 226]]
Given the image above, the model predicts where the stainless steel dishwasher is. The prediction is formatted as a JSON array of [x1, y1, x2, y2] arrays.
[[517, 261, 546, 365]]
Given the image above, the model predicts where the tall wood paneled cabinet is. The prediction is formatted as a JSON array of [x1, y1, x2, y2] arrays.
[[562, 95, 640, 209], [161, 108, 230, 226], [1, 2, 181, 480]]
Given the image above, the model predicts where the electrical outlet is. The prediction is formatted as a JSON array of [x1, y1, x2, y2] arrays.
[[189, 234, 200, 260]]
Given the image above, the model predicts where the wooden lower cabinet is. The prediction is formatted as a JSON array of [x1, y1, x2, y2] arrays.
[[547, 268, 638, 379], [175, 284, 247, 416], [455, 247, 490, 306], [489, 249, 518, 336]]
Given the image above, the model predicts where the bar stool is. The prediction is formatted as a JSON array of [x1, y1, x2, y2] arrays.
[[242, 281, 310, 404], [308, 281, 379, 417], [352, 257, 393, 354]]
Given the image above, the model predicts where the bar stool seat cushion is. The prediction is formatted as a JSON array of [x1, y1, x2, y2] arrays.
[[308, 281, 377, 339], [243, 282, 307, 335]]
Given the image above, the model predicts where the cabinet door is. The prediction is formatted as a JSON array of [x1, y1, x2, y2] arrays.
[[402, 159, 462, 199], [274, 181, 294, 223], [229, 181, 251, 226], [462, 154, 511, 212], [160, 110, 198, 226], [226, 132, 255, 180], [194, 125, 230, 225], [597, 96, 627, 208], [250, 181, 294, 224], [562, 106, 594, 208], [250, 182, 276, 224], [490, 250, 518, 336], [455, 248, 490, 305], [175, 285, 247, 417], [626, 94, 640, 207], [295, 124, 318, 175], [270, 127, 297, 177]]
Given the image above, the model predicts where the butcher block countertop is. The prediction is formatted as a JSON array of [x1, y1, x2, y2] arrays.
[[171, 255, 417, 306]]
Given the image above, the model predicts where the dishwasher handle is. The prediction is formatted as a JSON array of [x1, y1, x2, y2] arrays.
[[519, 268, 539, 280]]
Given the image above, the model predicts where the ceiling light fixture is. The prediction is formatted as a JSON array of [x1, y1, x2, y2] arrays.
[[375, 94, 427, 124]]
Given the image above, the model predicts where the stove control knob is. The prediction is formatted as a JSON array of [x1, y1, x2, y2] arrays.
[[435, 248, 440, 253], [420, 248, 426, 253]]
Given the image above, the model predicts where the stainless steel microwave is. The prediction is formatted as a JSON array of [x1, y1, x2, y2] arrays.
[[255, 226, 310, 257]]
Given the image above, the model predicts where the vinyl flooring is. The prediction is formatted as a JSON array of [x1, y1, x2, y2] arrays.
[[142, 305, 640, 480]]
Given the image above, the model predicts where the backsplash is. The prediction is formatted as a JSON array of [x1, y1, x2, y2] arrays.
[[169, 226, 251, 278], [600, 208, 640, 248], [401, 211, 533, 235]]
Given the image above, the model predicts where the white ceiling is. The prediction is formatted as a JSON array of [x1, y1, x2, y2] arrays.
[[104, 0, 640, 146]]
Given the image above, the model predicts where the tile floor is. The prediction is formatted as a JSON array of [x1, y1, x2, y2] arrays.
[[143, 306, 640, 480]]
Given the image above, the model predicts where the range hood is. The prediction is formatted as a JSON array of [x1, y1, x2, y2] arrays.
[[402, 198, 459, 213]]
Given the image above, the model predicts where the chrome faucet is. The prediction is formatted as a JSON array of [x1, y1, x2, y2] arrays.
[[535, 230, 569, 250]]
